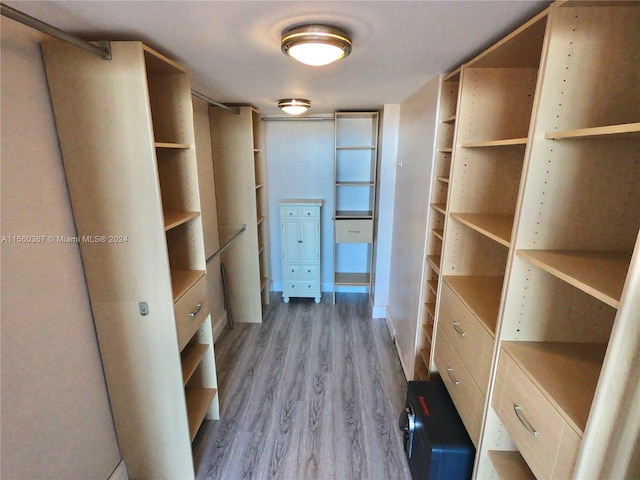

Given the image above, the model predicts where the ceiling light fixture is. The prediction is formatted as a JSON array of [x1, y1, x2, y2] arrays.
[[281, 24, 352, 67], [278, 99, 311, 115]]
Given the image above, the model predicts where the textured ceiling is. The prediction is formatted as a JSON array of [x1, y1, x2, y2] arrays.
[[6, 1, 551, 115]]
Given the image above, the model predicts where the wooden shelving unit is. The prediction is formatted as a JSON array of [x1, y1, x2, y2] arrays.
[[333, 111, 379, 303], [488, 450, 535, 480], [42, 40, 219, 479], [450, 213, 513, 248], [209, 106, 270, 322]]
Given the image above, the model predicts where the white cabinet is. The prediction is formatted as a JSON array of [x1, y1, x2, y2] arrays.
[[279, 199, 322, 303]]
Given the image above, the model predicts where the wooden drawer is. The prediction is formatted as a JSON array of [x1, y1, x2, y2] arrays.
[[439, 283, 494, 395], [174, 275, 209, 352], [300, 207, 319, 218], [493, 349, 580, 479], [281, 207, 300, 218], [335, 219, 373, 243], [434, 324, 484, 446], [283, 280, 320, 296]]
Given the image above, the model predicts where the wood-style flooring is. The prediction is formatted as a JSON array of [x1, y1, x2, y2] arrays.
[[193, 292, 412, 480]]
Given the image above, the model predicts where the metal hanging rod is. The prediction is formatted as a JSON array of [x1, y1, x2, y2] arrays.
[[262, 115, 335, 122], [1, 2, 111, 59], [191, 89, 239, 115], [206, 224, 247, 263], [2, 2, 238, 115]]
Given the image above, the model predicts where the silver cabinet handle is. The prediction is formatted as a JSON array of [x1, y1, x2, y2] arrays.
[[453, 322, 466, 337], [514, 404, 539, 437], [189, 303, 203, 318], [446, 367, 460, 386]]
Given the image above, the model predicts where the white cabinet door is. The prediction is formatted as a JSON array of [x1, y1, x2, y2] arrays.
[[282, 219, 301, 263], [301, 220, 319, 263]]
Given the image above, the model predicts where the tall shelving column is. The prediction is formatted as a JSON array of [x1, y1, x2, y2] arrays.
[[414, 69, 460, 381], [333, 111, 379, 304], [209, 105, 269, 323], [42, 41, 218, 479], [435, 9, 548, 450], [480, 3, 640, 479]]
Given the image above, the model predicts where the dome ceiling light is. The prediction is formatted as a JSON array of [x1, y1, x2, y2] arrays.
[[278, 99, 311, 115], [281, 24, 352, 67]]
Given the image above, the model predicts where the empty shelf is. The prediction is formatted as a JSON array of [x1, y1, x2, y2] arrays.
[[545, 122, 640, 140], [444, 276, 503, 335], [451, 213, 513, 247]]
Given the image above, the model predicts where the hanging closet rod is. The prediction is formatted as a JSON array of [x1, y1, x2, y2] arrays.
[[1, 2, 238, 115], [1, 2, 111, 59], [262, 115, 335, 122], [191, 90, 239, 115], [207, 224, 247, 263]]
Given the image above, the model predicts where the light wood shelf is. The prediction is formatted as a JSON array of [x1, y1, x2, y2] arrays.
[[517, 250, 631, 309], [426, 302, 436, 319], [260, 276, 268, 291], [181, 343, 209, 386], [443, 276, 503, 335], [420, 348, 431, 369], [427, 280, 438, 296], [430, 203, 447, 215], [438, 147, 453, 153], [415, 358, 429, 381], [442, 114, 457, 124], [433, 228, 444, 240], [502, 341, 607, 435], [450, 213, 513, 247], [257, 215, 265, 226], [545, 122, 640, 140], [422, 321, 434, 344], [255, 183, 264, 189], [170, 270, 206, 302], [436, 176, 450, 184], [462, 138, 528, 148], [186, 387, 217, 442], [427, 255, 441, 274], [488, 450, 535, 480], [164, 211, 199, 231], [334, 272, 371, 286], [155, 142, 192, 149]]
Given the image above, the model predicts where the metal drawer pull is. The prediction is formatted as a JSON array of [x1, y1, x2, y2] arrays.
[[452, 322, 466, 337], [514, 404, 539, 437], [446, 368, 460, 386], [189, 303, 203, 318]]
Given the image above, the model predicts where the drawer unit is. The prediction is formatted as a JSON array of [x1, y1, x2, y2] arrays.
[[335, 219, 373, 243], [279, 199, 322, 303], [174, 275, 210, 351], [434, 323, 484, 446], [493, 348, 581, 479], [439, 283, 494, 395]]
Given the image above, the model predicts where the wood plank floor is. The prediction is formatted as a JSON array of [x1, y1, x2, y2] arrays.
[[193, 292, 412, 480]]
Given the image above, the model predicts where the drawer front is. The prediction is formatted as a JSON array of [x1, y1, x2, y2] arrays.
[[440, 283, 494, 395], [297, 264, 319, 278], [281, 207, 300, 218], [335, 219, 373, 243], [434, 324, 484, 446], [283, 280, 320, 297], [300, 207, 319, 218], [283, 264, 319, 281], [283, 264, 300, 279], [174, 276, 209, 352], [493, 349, 567, 480]]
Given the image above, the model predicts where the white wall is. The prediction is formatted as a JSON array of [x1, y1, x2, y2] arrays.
[[265, 119, 335, 292], [387, 76, 440, 379], [1, 18, 123, 479], [372, 105, 401, 319]]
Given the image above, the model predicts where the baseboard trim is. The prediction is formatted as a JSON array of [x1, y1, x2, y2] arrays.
[[372, 304, 387, 320], [108, 460, 128, 480]]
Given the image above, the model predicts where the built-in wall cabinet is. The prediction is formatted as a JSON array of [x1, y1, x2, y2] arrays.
[[333, 111, 379, 303], [209, 106, 270, 323], [417, 2, 640, 479], [42, 40, 219, 479]]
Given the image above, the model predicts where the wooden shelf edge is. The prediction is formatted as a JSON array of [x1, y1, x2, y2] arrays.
[[181, 343, 209, 386], [545, 122, 640, 140], [436, 176, 450, 184], [430, 203, 447, 215], [462, 137, 528, 148], [427, 255, 441, 274], [164, 211, 200, 231], [450, 212, 513, 248], [155, 142, 192, 149], [185, 387, 217, 442], [334, 272, 371, 286], [432, 228, 444, 240], [441, 114, 457, 124], [488, 450, 535, 480], [170, 270, 206, 302]]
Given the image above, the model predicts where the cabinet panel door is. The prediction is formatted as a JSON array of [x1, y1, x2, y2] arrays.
[[282, 220, 300, 263], [301, 220, 319, 262]]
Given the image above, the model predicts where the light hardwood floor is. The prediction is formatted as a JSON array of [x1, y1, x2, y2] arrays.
[[193, 292, 412, 480]]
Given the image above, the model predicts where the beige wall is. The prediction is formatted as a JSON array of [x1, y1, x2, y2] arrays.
[[387, 76, 440, 378], [1, 18, 122, 479]]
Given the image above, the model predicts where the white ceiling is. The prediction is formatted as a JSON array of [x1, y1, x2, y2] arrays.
[[7, 0, 550, 116]]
